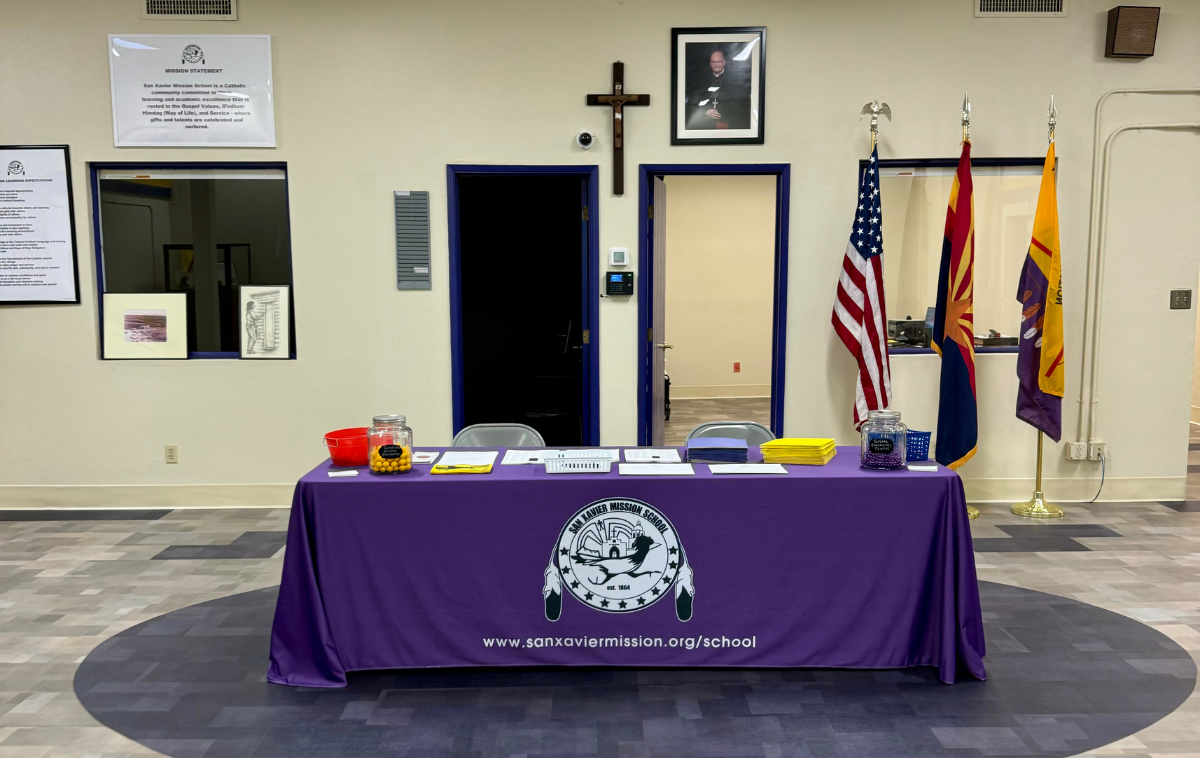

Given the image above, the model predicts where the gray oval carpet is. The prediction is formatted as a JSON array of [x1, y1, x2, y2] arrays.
[[74, 582, 1196, 758]]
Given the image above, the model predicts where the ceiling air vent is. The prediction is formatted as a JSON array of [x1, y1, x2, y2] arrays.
[[142, 0, 238, 20], [975, 0, 1066, 16]]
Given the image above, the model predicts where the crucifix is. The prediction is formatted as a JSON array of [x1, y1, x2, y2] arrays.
[[586, 61, 650, 195]]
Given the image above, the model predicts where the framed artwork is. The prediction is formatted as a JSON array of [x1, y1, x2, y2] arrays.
[[102, 293, 188, 359], [0, 145, 81, 304], [671, 27, 766, 146], [240, 285, 290, 359]]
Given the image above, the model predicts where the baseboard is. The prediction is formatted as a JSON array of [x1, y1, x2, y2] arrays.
[[671, 384, 771, 400], [0, 484, 294, 509], [963, 475, 1186, 504]]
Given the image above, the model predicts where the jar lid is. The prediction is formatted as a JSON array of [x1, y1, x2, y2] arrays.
[[867, 409, 900, 420], [372, 414, 406, 425]]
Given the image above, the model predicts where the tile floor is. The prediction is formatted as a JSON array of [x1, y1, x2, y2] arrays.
[[0, 432, 1198, 757], [663, 398, 771, 446]]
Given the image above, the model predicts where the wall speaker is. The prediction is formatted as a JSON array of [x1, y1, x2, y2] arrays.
[[1105, 6, 1160, 58]]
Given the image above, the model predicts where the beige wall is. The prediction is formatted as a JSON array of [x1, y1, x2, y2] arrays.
[[2, 0, 1199, 506], [663, 174, 775, 399]]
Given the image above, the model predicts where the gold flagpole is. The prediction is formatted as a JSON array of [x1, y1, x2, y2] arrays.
[[1012, 97, 1064, 520], [1013, 431, 1064, 518], [961, 93, 980, 521]]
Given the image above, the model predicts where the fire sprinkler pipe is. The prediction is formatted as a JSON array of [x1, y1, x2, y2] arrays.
[[1083, 121, 1200, 449], [1074, 88, 1200, 449]]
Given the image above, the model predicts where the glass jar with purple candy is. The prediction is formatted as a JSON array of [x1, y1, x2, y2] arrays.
[[860, 409, 907, 470]]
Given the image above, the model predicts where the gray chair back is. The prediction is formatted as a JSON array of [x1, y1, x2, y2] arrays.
[[452, 423, 546, 448], [685, 421, 776, 446]]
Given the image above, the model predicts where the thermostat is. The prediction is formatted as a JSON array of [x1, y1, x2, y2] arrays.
[[606, 271, 634, 296], [609, 247, 629, 267]]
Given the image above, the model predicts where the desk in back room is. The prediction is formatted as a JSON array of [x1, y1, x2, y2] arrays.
[[268, 447, 986, 687]]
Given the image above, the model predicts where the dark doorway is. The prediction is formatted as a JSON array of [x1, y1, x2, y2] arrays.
[[450, 168, 599, 446]]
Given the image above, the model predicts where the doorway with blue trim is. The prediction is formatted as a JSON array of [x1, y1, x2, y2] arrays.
[[448, 166, 600, 446], [638, 164, 791, 446]]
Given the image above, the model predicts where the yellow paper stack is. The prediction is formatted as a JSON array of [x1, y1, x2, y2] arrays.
[[760, 438, 837, 465]]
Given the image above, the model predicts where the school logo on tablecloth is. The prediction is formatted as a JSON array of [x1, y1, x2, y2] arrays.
[[543, 498, 694, 622]]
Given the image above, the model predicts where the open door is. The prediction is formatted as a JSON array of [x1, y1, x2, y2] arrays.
[[651, 177, 669, 446]]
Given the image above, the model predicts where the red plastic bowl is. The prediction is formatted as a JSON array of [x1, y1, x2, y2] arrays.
[[324, 427, 369, 467]]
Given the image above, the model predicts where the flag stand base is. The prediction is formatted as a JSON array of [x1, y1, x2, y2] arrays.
[[1011, 431, 1064, 518], [967, 506, 980, 520], [1011, 491, 1064, 519]]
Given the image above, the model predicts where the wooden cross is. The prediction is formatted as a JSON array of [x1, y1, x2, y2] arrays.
[[586, 61, 650, 195]]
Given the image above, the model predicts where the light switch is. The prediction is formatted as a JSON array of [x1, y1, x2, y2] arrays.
[[1170, 289, 1192, 309]]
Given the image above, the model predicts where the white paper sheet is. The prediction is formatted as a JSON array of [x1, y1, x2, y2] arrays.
[[412, 451, 440, 464], [108, 35, 276, 147], [907, 464, 939, 472], [623, 448, 682, 463], [618, 463, 695, 476], [708, 464, 788, 475], [572, 449, 621, 461], [502, 449, 554, 465], [327, 470, 359, 478], [438, 451, 499, 466]]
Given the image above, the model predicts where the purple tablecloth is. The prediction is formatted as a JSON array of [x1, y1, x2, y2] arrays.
[[268, 448, 986, 687]]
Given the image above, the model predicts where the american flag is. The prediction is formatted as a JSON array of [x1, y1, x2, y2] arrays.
[[831, 145, 892, 428]]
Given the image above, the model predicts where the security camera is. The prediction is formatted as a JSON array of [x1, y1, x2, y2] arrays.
[[576, 130, 595, 150]]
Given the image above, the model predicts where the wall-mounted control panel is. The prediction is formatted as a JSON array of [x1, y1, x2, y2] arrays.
[[606, 271, 634, 296]]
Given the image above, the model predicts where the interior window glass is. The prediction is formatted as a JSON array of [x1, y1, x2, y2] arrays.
[[96, 167, 292, 356], [878, 163, 1043, 348]]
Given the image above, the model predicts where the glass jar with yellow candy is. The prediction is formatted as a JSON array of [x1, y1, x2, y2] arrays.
[[367, 415, 413, 475]]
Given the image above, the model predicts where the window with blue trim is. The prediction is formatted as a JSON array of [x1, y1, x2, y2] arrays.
[[94, 164, 294, 359], [872, 158, 1045, 354]]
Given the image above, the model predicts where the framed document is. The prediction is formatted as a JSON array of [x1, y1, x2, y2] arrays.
[[102, 293, 188, 359], [240, 285, 290, 359], [0, 145, 80, 304], [108, 35, 276, 147], [671, 27, 767, 146]]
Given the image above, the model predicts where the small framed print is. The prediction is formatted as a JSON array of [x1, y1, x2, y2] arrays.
[[240, 285, 290, 359], [671, 27, 766, 146], [102, 293, 188, 359]]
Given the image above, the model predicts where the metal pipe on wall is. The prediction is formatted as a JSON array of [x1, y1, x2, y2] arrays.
[[1085, 121, 1200, 449], [1074, 88, 1200, 448]]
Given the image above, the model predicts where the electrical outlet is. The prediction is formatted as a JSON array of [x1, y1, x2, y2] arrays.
[[1067, 442, 1088, 460], [1089, 442, 1107, 461], [164, 445, 179, 464]]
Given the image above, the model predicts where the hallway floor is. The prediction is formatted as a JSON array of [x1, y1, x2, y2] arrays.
[[663, 397, 771, 446], [0, 434, 1198, 757]]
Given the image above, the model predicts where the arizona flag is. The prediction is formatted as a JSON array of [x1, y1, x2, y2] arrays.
[[932, 141, 978, 470], [1015, 143, 1064, 440]]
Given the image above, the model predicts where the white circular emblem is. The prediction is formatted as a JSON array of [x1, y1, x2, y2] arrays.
[[554, 498, 683, 614], [182, 45, 205, 64]]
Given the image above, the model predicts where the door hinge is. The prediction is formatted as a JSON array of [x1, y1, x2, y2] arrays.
[[648, 204, 653, 220], [582, 329, 590, 344], [582, 206, 589, 221], [647, 327, 653, 342]]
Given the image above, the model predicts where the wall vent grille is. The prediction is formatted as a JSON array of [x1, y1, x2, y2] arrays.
[[395, 191, 432, 291], [976, 0, 1066, 16], [142, 0, 237, 20]]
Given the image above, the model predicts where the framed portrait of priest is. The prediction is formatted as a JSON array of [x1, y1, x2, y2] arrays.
[[671, 27, 766, 145]]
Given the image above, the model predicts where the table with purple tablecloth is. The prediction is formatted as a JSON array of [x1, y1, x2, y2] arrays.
[[268, 447, 986, 687]]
